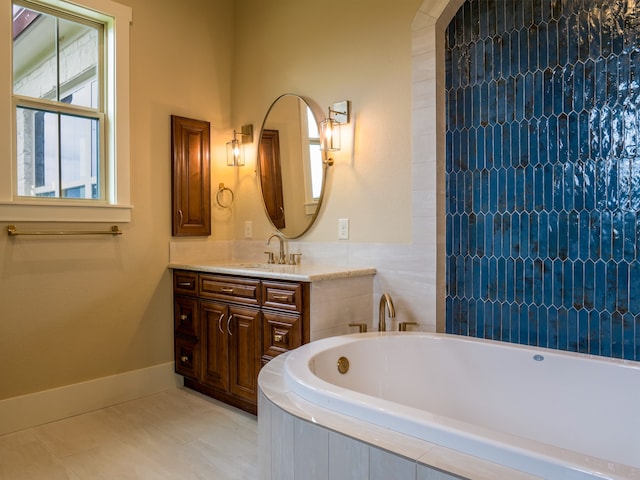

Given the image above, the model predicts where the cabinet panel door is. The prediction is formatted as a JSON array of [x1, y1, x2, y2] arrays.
[[175, 339, 199, 379], [174, 295, 199, 339], [171, 115, 211, 236], [200, 301, 229, 392], [262, 310, 302, 362], [228, 305, 261, 402]]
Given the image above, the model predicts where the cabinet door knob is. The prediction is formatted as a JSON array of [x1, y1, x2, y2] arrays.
[[180, 314, 189, 321], [274, 333, 285, 343], [180, 355, 189, 363]]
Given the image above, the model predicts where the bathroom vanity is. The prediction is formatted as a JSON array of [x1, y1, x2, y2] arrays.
[[170, 262, 375, 414]]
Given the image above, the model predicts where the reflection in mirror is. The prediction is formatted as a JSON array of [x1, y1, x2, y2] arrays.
[[257, 94, 327, 239]]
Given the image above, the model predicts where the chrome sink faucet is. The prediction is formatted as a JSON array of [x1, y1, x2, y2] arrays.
[[378, 293, 396, 331], [267, 233, 286, 264]]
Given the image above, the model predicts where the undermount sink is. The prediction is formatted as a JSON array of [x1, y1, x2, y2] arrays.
[[218, 262, 297, 272]]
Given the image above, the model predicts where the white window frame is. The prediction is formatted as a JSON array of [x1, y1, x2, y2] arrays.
[[1, 0, 132, 222]]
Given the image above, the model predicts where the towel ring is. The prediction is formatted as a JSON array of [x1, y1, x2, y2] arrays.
[[216, 183, 234, 208]]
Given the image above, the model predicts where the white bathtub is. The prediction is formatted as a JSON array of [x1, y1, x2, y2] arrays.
[[282, 332, 640, 480]]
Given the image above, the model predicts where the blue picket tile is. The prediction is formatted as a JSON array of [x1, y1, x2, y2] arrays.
[[506, 257, 515, 303], [568, 211, 579, 260], [468, 298, 477, 337], [584, 259, 595, 310], [578, 309, 589, 353], [524, 257, 534, 304], [480, 256, 489, 299], [629, 261, 640, 315], [548, 210, 559, 259], [475, 212, 484, 256], [498, 306, 508, 342], [573, 260, 584, 310], [488, 256, 498, 301], [537, 306, 552, 348], [508, 212, 518, 256], [606, 261, 617, 314], [493, 213, 502, 257], [617, 262, 629, 314], [594, 260, 606, 312], [623, 313, 635, 360], [611, 311, 623, 358], [558, 210, 568, 260], [515, 257, 525, 304], [473, 256, 481, 299]]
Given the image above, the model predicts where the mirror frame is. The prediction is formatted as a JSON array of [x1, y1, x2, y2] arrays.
[[256, 93, 330, 239]]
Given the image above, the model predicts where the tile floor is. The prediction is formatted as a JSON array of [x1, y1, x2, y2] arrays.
[[0, 388, 259, 479]]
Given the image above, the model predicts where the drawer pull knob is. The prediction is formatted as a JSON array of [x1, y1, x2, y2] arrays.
[[272, 295, 290, 301], [180, 314, 189, 321], [178, 282, 192, 287], [274, 333, 285, 343], [180, 355, 189, 363], [220, 287, 234, 294]]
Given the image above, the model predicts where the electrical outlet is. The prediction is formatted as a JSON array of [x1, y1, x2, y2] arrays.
[[338, 218, 349, 240], [244, 221, 253, 238]]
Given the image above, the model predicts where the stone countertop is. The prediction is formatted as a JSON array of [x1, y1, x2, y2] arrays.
[[168, 262, 376, 282]]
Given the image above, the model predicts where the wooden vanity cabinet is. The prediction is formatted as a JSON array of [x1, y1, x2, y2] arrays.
[[172, 270, 309, 414]]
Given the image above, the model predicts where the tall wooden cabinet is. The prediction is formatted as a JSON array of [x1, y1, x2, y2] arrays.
[[173, 269, 309, 414], [171, 115, 211, 236]]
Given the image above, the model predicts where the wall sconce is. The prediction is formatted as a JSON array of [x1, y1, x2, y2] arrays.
[[226, 124, 253, 166], [320, 100, 351, 165]]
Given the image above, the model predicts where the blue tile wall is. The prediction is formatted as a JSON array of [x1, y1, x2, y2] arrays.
[[445, 0, 640, 361]]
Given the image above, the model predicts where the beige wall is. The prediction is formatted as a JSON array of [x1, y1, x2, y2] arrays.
[[1, 0, 430, 402], [224, 0, 424, 243], [0, 0, 233, 400]]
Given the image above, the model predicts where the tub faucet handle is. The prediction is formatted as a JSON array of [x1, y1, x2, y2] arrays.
[[349, 322, 368, 333]]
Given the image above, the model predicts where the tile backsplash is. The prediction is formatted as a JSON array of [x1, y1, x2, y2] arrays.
[[445, 0, 640, 360]]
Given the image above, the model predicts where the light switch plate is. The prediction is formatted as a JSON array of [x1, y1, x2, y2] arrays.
[[338, 218, 349, 240], [244, 221, 253, 238]]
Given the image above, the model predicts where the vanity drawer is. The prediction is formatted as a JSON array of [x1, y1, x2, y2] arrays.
[[174, 270, 198, 295], [262, 311, 302, 361], [199, 274, 260, 306], [262, 281, 303, 313]]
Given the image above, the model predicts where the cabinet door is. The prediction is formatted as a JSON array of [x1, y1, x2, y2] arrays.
[[228, 305, 261, 403], [200, 300, 229, 392], [175, 339, 199, 379], [174, 295, 199, 339], [262, 310, 302, 363], [171, 115, 211, 236]]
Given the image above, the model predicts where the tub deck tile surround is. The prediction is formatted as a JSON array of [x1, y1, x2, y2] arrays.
[[258, 355, 542, 480]]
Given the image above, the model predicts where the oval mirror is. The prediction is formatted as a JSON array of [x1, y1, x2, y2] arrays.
[[257, 94, 328, 239]]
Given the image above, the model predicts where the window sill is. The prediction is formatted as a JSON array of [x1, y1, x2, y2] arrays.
[[0, 201, 133, 223]]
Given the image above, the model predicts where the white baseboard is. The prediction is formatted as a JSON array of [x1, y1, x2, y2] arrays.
[[0, 362, 182, 436]]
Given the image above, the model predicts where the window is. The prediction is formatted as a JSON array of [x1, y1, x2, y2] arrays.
[[1, 0, 132, 222], [302, 104, 323, 215]]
